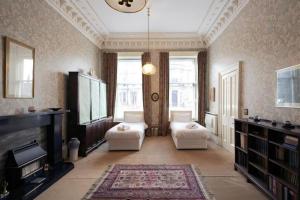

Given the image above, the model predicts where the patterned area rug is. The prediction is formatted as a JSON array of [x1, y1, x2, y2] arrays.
[[83, 164, 214, 200]]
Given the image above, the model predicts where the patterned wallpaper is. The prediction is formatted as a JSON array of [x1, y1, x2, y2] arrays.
[[208, 0, 300, 123], [0, 0, 100, 139], [2, 0, 298, 140]]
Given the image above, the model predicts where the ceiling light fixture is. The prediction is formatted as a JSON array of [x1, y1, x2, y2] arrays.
[[142, 7, 156, 75], [105, 0, 148, 13]]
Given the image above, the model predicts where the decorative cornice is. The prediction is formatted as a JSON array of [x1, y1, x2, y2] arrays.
[[197, 0, 228, 36], [45, 0, 105, 48], [205, 0, 249, 45], [108, 32, 202, 40], [102, 32, 204, 50], [46, 0, 249, 49], [102, 38, 205, 50], [71, 0, 109, 35]]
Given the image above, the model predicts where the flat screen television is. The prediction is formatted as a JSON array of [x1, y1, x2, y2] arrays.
[[276, 64, 300, 108]]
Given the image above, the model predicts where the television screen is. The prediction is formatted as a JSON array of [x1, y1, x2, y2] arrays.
[[276, 64, 300, 108]]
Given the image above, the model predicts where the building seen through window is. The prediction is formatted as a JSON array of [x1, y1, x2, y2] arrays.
[[114, 57, 143, 120], [169, 57, 198, 120]]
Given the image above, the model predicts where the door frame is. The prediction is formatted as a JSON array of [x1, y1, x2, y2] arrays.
[[218, 61, 242, 152]]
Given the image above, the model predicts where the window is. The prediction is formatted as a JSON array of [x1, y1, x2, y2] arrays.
[[172, 90, 178, 107], [120, 91, 127, 105], [169, 56, 198, 120], [114, 57, 143, 120]]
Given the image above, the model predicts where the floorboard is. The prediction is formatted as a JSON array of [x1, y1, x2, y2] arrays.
[[36, 136, 267, 200]]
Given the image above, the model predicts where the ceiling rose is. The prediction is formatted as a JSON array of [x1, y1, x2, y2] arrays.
[[105, 0, 148, 13]]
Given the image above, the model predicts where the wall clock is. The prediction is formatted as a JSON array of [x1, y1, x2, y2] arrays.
[[151, 93, 159, 102]]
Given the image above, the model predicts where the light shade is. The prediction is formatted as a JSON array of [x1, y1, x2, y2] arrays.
[[105, 0, 148, 13], [142, 62, 156, 75]]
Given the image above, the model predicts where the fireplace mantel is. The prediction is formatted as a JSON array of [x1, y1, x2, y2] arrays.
[[0, 110, 63, 119], [0, 111, 63, 134], [0, 110, 74, 200], [0, 110, 64, 165]]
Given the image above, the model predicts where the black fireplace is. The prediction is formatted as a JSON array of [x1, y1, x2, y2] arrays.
[[0, 111, 74, 200], [6, 141, 47, 190]]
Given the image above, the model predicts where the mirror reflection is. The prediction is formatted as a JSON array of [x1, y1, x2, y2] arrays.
[[5, 37, 35, 98], [276, 65, 300, 108]]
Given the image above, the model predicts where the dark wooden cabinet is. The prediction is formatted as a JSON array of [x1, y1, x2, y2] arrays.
[[234, 118, 300, 200], [67, 72, 112, 157], [74, 117, 112, 156]]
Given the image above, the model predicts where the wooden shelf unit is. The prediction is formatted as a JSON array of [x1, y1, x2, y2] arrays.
[[67, 72, 113, 157], [234, 118, 300, 200]]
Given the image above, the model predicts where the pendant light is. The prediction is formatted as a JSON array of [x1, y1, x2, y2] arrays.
[[142, 8, 156, 75], [105, 0, 148, 13]]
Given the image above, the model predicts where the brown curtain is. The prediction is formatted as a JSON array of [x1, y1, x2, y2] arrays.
[[103, 52, 118, 118], [142, 53, 152, 130], [159, 52, 169, 136], [198, 51, 207, 126]]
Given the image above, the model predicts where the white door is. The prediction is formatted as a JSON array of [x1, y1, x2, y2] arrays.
[[219, 63, 241, 153]]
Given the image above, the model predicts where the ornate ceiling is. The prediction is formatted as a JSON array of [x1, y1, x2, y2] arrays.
[[46, 0, 249, 50]]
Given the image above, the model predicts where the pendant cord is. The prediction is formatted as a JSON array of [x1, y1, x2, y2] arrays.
[[147, 7, 150, 53]]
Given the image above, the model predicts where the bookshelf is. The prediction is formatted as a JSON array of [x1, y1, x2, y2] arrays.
[[234, 118, 300, 200]]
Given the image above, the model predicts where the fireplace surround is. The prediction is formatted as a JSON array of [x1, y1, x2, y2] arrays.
[[0, 111, 74, 200]]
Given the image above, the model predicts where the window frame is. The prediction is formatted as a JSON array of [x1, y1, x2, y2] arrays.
[[169, 56, 198, 121], [114, 56, 143, 121]]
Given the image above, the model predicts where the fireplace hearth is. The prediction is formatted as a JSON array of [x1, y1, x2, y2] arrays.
[[0, 111, 74, 200]]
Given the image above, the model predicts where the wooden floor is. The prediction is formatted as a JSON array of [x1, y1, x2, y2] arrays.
[[37, 136, 267, 200]]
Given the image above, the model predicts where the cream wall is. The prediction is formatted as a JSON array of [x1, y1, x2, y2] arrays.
[[208, 0, 300, 124], [0, 0, 100, 139]]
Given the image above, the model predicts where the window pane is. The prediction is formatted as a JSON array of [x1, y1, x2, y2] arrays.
[[114, 58, 143, 120], [172, 90, 178, 107], [170, 59, 196, 84], [169, 58, 198, 119]]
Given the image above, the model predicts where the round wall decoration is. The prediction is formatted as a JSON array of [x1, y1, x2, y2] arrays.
[[151, 93, 159, 102]]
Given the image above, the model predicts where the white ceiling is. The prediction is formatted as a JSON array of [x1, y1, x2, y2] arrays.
[[88, 0, 216, 33], [46, 0, 249, 49]]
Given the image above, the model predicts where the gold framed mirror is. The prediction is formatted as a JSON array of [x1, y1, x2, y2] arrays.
[[4, 37, 35, 98]]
